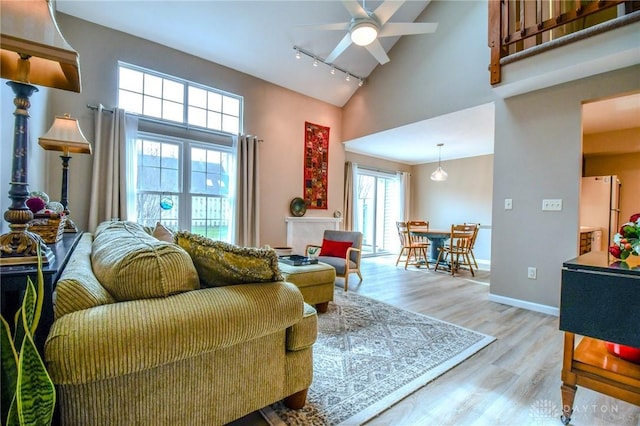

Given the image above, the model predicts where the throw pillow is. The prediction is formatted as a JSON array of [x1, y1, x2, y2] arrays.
[[153, 222, 175, 243], [174, 231, 284, 287], [320, 239, 353, 258], [91, 221, 199, 301]]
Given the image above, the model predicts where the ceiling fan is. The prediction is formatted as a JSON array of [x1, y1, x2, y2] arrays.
[[307, 0, 438, 65]]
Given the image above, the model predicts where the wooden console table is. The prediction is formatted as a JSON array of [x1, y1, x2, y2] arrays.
[[559, 251, 640, 425], [0, 232, 82, 354]]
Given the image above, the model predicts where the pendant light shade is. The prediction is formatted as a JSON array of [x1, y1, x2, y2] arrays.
[[430, 143, 448, 182]]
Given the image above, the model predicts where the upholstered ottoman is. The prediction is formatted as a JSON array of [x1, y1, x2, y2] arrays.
[[279, 262, 335, 313]]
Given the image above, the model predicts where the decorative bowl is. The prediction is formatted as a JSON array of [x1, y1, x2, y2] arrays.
[[290, 197, 307, 217]]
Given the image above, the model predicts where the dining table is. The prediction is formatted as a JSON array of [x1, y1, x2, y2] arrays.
[[410, 229, 451, 262]]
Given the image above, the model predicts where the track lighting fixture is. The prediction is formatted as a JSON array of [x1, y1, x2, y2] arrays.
[[292, 46, 365, 85]]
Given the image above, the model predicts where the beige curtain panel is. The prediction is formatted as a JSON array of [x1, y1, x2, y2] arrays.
[[88, 106, 138, 232], [234, 135, 261, 247]]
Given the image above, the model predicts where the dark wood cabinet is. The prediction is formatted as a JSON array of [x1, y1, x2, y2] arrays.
[[0, 232, 82, 353], [559, 252, 640, 424]]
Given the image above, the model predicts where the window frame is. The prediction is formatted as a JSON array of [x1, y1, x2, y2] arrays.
[[133, 131, 235, 240], [118, 61, 243, 135], [118, 62, 241, 242]]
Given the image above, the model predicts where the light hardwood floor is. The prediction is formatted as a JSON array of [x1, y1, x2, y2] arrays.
[[230, 256, 640, 426]]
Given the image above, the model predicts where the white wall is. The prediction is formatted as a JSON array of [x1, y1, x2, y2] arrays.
[[413, 154, 493, 266]]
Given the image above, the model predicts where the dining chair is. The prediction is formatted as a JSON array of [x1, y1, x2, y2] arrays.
[[395, 221, 411, 266], [405, 220, 430, 269], [464, 223, 480, 269], [434, 224, 475, 276]]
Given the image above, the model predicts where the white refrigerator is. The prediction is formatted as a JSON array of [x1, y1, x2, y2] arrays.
[[580, 175, 621, 251]]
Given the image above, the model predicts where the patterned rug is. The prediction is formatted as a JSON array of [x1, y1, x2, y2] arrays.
[[261, 291, 495, 425]]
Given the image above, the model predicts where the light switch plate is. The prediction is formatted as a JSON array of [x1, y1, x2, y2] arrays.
[[542, 199, 562, 211]]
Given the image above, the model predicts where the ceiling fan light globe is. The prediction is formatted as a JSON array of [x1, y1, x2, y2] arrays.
[[430, 167, 448, 182], [351, 22, 378, 46]]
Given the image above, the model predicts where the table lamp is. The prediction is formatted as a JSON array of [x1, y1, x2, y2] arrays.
[[39, 114, 92, 233], [0, 0, 81, 265]]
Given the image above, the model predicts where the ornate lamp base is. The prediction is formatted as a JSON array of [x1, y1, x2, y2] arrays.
[[0, 224, 55, 266], [0, 81, 55, 266]]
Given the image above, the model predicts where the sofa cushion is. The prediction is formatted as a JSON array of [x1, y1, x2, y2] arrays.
[[54, 233, 116, 319], [175, 231, 283, 287], [286, 303, 318, 351], [46, 282, 306, 384], [152, 222, 175, 243], [91, 221, 199, 301]]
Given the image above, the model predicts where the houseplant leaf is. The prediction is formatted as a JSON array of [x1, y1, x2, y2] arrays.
[[1, 247, 55, 425], [15, 313, 55, 426], [0, 316, 19, 424]]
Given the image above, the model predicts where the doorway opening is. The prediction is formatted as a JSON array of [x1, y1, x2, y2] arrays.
[[580, 91, 640, 256]]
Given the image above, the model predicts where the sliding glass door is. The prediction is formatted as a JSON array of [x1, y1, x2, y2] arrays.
[[355, 169, 401, 256]]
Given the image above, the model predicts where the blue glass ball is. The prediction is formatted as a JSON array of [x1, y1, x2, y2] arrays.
[[160, 197, 174, 210]]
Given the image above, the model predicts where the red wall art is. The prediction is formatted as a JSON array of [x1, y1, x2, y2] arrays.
[[303, 121, 329, 209]]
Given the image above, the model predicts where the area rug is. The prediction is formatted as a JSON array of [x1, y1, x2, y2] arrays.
[[261, 291, 495, 425]]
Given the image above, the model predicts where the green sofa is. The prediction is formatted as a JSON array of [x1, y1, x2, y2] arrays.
[[45, 221, 317, 425]]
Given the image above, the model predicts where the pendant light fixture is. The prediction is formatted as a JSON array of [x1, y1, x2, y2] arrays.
[[430, 143, 448, 182]]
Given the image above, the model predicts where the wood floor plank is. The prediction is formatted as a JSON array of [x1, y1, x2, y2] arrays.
[[229, 256, 640, 426]]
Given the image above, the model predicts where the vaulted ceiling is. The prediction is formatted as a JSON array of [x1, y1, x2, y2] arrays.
[[56, 1, 639, 165]]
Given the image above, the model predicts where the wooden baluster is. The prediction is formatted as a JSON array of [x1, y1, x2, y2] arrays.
[[488, 0, 503, 85], [537, 0, 543, 29], [519, 0, 526, 36]]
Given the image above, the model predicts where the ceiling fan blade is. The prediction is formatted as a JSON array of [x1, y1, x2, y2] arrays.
[[378, 22, 439, 37], [342, 0, 368, 18], [365, 39, 390, 65], [325, 33, 353, 64], [298, 22, 351, 31], [373, 0, 406, 25]]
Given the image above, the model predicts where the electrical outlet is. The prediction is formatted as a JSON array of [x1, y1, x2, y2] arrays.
[[527, 267, 537, 279], [542, 199, 562, 211], [504, 198, 513, 210]]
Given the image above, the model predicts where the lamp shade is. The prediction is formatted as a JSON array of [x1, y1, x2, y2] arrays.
[[430, 143, 448, 181], [430, 167, 448, 181], [0, 0, 81, 92], [350, 21, 378, 46], [39, 114, 91, 155]]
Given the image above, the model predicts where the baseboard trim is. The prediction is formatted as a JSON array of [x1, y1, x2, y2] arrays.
[[488, 293, 559, 317]]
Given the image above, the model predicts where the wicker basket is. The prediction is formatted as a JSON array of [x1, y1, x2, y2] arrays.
[[29, 213, 67, 244]]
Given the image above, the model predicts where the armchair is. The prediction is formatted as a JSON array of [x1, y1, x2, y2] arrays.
[[306, 230, 363, 291]]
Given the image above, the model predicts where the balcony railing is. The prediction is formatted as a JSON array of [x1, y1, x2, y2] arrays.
[[488, 0, 640, 84]]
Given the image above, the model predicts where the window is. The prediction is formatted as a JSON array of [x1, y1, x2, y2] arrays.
[[118, 63, 241, 241], [118, 63, 241, 133]]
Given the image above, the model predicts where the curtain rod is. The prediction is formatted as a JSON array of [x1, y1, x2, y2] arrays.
[[87, 104, 114, 113], [356, 163, 402, 176]]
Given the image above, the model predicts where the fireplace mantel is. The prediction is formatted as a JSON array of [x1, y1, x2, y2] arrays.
[[285, 217, 342, 255]]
